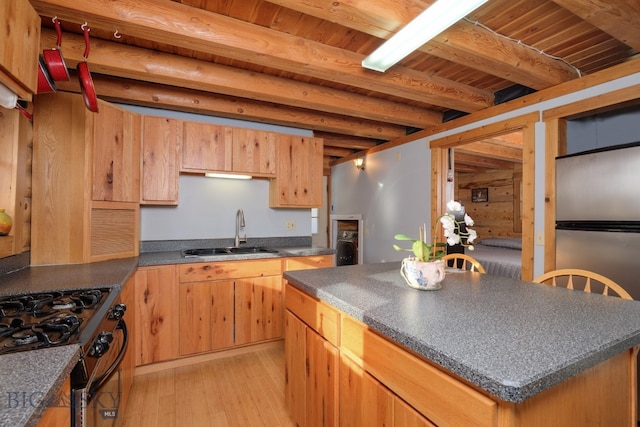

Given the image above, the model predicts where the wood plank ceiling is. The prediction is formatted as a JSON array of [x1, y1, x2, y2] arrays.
[[30, 0, 640, 174]]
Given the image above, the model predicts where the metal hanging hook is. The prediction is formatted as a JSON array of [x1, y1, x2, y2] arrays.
[[81, 22, 89, 32], [113, 29, 122, 39]]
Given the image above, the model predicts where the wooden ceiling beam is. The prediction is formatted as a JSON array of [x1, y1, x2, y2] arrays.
[[454, 152, 517, 170], [31, 0, 493, 112], [54, 73, 407, 140], [455, 141, 523, 163], [272, 0, 579, 90], [39, 29, 439, 130], [314, 132, 380, 150], [551, 0, 640, 51]]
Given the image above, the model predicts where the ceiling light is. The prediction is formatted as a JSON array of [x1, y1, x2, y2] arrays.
[[362, 0, 488, 72], [204, 173, 252, 180]]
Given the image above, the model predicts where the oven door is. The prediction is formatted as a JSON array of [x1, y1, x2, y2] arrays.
[[73, 319, 128, 427]]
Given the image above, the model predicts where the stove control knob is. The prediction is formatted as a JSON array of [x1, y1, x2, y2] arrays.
[[109, 303, 127, 320], [92, 332, 113, 357]]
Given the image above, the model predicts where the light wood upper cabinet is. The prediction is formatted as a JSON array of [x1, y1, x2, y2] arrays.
[[92, 102, 141, 203], [141, 116, 181, 205], [0, 0, 40, 100], [181, 121, 232, 172], [232, 128, 276, 176], [270, 135, 323, 208], [32, 92, 139, 265]]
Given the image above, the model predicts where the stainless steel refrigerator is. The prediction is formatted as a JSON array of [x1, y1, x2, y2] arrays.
[[555, 142, 640, 301]]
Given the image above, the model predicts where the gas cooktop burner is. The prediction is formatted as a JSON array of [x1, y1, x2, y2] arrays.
[[0, 289, 110, 354]]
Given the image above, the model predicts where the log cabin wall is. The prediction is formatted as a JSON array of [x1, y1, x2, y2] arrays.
[[455, 168, 522, 239]]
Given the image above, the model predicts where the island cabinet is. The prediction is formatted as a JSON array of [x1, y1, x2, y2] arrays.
[[32, 92, 140, 265], [141, 116, 181, 205], [177, 259, 283, 356], [284, 285, 340, 427], [134, 265, 179, 366], [0, 0, 40, 100], [287, 283, 638, 427], [270, 135, 323, 208]]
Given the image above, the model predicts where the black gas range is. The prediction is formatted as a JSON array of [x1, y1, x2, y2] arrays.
[[0, 288, 116, 354], [0, 288, 128, 427]]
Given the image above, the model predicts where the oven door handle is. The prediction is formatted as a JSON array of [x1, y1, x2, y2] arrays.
[[88, 319, 128, 400]]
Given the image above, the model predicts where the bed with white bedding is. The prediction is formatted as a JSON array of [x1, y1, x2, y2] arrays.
[[469, 237, 522, 279]]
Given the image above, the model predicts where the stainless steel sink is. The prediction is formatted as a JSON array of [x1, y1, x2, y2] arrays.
[[181, 247, 278, 257]]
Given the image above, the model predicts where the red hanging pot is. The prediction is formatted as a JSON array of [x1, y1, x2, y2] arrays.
[[42, 17, 70, 82], [37, 56, 57, 94], [78, 24, 98, 113]]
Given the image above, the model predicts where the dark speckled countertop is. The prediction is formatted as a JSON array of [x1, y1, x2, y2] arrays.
[[283, 262, 640, 403]]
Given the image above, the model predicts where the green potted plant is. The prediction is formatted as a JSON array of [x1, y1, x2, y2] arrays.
[[393, 200, 477, 290]]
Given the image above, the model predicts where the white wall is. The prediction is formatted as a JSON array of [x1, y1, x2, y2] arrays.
[[331, 72, 640, 274], [331, 141, 431, 263], [124, 105, 314, 241], [141, 175, 310, 240]]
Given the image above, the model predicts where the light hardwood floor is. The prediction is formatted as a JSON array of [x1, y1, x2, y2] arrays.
[[122, 342, 296, 427]]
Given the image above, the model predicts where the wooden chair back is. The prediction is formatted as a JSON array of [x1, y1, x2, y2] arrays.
[[441, 253, 486, 273], [532, 269, 632, 300]]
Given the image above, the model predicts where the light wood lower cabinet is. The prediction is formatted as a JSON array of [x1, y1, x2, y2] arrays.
[[235, 275, 284, 345], [177, 259, 283, 357], [339, 354, 435, 427], [178, 279, 234, 355], [36, 378, 70, 427], [285, 310, 339, 427], [134, 265, 179, 366]]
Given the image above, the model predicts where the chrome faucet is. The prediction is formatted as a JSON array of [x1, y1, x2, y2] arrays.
[[235, 208, 247, 247]]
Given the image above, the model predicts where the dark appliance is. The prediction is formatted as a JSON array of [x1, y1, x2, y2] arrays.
[[0, 288, 128, 427], [336, 230, 358, 266], [555, 142, 640, 301]]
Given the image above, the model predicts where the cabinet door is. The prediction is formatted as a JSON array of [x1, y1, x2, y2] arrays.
[[270, 135, 323, 208], [235, 275, 283, 345], [135, 266, 178, 365], [0, 0, 40, 99], [306, 325, 339, 427], [36, 378, 70, 427], [92, 102, 141, 202], [394, 397, 436, 427], [285, 311, 307, 427], [141, 116, 181, 205], [339, 354, 393, 427], [182, 121, 232, 172], [179, 280, 234, 356], [232, 128, 276, 176]]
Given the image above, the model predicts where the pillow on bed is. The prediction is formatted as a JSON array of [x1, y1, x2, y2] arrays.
[[477, 238, 522, 250]]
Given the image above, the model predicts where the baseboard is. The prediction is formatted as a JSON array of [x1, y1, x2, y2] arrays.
[[133, 339, 284, 376]]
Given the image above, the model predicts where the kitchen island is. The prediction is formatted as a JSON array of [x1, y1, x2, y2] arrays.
[[283, 262, 640, 426]]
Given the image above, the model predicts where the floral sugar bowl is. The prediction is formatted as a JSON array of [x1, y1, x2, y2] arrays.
[[0, 209, 12, 236]]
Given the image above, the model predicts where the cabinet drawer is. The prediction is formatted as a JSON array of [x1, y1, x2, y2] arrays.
[[341, 316, 498, 427], [178, 259, 281, 282], [284, 255, 334, 271], [285, 284, 340, 347]]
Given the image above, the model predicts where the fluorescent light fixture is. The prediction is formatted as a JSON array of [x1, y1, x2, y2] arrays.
[[0, 82, 17, 109], [362, 0, 488, 72], [204, 172, 252, 180]]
